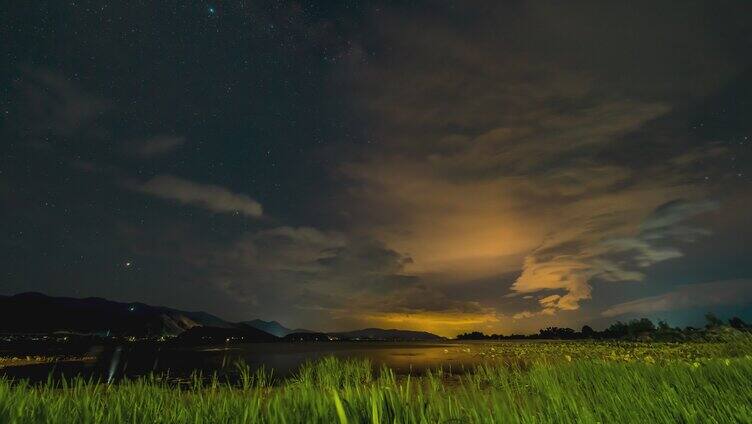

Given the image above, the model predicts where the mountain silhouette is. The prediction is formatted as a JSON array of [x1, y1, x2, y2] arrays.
[[176, 324, 278, 344], [0, 292, 235, 336], [243, 319, 314, 337], [331, 328, 445, 341], [0, 292, 445, 341]]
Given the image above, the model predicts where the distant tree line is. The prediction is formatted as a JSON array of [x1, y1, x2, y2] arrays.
[[456, 314, 752, 341]]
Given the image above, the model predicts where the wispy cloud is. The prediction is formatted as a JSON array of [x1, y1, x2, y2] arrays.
[[135, 175, 263, 218], [602, 279, 752, 317], [132, 135, 185, 157]]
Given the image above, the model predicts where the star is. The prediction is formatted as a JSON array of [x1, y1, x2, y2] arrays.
[[208, 6, 216, 15], [124, 261, 132, 268]]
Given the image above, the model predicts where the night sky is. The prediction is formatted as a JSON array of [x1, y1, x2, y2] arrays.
[[3, 1, 752, 336]]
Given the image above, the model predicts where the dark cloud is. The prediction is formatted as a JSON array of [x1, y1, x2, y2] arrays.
[[602, 279, 752, 317], [641, 199, 719, 236], [165, 225, 443, 329], [213, 226, 416, 295], [11, 67, 111, 139], [379, 285, 487, 315]]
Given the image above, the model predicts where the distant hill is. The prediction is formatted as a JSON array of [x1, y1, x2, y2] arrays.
[[243, 321, 443, 341], [331, 328, 445, 341], [282, 332, 331, 342], [176, 324, 278, 344], [0, 292, 235, 336], [243, 319, 313, 337]]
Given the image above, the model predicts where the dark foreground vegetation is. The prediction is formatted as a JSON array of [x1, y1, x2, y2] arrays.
[[1, 332, 751, 423]]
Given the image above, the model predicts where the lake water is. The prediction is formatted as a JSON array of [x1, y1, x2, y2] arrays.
[[0, 341, 496, 383]]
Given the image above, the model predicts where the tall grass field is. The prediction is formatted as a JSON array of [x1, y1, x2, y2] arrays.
[[2, 335, 752, 423]]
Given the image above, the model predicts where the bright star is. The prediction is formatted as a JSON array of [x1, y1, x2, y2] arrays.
[[208, 6, 216, 14]]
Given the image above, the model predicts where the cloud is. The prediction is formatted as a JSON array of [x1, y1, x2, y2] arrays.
[[135, 175, 263, 218], [132, 136, 185, 157], [602, 279, 752, 317], [341, 16, 674, 284], [213, 226, 418, 298], [329, 1, 747, 329], [134, 223, 492, 335], [510, 199, 719, 315]]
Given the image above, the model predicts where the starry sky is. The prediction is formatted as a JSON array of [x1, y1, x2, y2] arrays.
[[2, 1, 752, 336]]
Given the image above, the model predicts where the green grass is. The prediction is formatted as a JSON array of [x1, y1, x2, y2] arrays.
[[2, 336, 752, 423]]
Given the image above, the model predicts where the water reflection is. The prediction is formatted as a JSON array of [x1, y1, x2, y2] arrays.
[[1, 341, 495, 383]]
